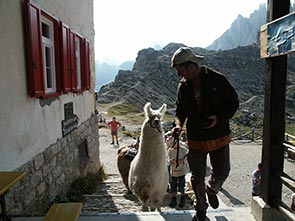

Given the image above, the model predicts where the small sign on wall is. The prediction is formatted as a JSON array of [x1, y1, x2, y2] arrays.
[[62, 102, 78, 136], [64, 102, 74, 120], [261, 12, 295, 58]]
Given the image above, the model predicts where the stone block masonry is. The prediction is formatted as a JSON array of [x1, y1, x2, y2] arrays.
[[5, 114, 100, 216]]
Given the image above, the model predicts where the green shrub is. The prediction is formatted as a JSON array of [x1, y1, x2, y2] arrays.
[[53, 166, 107, 203]]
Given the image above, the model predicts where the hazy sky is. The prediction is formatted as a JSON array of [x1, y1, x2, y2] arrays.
[[94, 0, 266, 65]]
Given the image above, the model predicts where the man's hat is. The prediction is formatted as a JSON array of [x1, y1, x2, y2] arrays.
[[171, 47, 204, 67]]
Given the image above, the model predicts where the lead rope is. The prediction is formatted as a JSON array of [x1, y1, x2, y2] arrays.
[[172, 133, 180, 168]]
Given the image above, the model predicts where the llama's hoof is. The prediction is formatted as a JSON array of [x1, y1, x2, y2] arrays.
[[142, 205, 149, 212], [150, 207, 156, 212]]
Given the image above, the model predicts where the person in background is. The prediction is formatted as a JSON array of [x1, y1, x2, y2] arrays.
[[171, 47, 239, 221], [291, 193, 295, 212], [107, 116, 122, 145], [252, 162, 262, 196]]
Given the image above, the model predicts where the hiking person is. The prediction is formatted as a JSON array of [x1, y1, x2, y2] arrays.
[[291, 193, 295, 212], [170, 47, 239, 221], [107, 116, 122, 145], [251, 162, 262, 196]]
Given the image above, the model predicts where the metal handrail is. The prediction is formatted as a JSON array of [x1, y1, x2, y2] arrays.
[[231, 128, 263, 141]]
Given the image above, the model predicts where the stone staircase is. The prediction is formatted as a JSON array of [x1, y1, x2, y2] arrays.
[[11, 174, 257, 221], [79, 174, 257, 221]]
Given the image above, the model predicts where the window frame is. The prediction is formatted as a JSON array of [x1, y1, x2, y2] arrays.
[[41, 16, 57, 94]]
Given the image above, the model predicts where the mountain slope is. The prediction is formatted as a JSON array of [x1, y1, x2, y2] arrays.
[[97, 43, 265, 108]]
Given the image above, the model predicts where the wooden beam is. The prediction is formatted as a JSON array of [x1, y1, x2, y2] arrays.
[[261, 56, 287, 206], [261, 0, 290, 209]]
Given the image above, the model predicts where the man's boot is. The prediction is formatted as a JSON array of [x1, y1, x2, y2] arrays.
[[206, 185, 219, 209], [192, 210, 207, 221]]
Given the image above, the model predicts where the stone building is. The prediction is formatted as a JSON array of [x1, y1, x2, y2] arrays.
[[0, 0, 100, 214]]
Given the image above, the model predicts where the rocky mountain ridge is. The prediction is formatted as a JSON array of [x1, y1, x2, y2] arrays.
[[97, 43, 295, 130]]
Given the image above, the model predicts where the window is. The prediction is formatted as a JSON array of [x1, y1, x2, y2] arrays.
[[24, 0, 91, 98], [78, 140, 89, 170], [41, 17, 56, 93]]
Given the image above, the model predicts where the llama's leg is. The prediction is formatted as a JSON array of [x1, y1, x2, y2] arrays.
[[117, 155, 131, 192], [151, 192, 162, 212], [140, 194, 150, 212], [122, 175, 131, 193], [142, 202, 149, 212], [136, 187, 151, 212]]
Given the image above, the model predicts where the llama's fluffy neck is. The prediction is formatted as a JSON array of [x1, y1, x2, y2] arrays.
[[138, 122, 166, 157]]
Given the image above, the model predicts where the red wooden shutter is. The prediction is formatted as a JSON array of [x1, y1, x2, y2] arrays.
[[70, 30, 77, 92], [60, 22, 71, 92], [52, 15, 61, 95], [80, 39, 86, 90], [24, 0, 45, 97], [84, 39, 91, 90]]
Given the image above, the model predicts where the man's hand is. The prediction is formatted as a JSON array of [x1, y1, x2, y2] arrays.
[[172, 125, 181, 137], [204, 115, 217, 129]]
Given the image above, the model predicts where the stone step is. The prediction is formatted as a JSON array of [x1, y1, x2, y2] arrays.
[[83, 193, 195, 214], [11, 207, 256, 221], [78, 207, 256, 221]]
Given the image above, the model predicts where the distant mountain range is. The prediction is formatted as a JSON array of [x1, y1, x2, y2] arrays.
[[95, 60, 134, 91]]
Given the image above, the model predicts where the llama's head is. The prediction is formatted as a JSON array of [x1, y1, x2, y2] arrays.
[[143, 102, 167, 133]]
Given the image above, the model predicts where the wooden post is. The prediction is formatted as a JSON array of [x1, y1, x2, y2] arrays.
[[261, 0, 290, 208]]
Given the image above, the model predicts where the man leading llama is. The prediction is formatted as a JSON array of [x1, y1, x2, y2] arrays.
[[128, 102, 169, 212], [171, 47, 239, 221]]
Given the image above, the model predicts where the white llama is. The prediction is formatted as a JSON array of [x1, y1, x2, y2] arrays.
[[128, 102, 169, 212]]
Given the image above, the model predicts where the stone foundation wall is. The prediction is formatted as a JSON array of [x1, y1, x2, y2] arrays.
[[5, 114, 100, 215]]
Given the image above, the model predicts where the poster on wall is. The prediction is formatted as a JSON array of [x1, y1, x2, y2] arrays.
[[261, 12, 295, 58]]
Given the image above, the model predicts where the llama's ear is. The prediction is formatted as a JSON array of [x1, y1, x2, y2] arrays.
[[144, 102, 152, 116], [159, 103, 167, 116]]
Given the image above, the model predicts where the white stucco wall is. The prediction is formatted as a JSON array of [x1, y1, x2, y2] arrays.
[[0, 0, 95, 170]]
